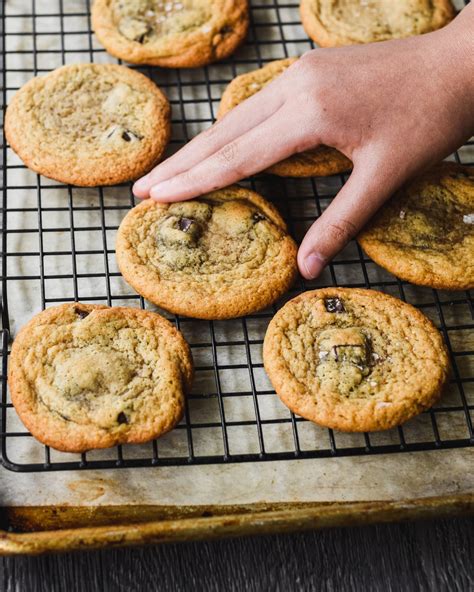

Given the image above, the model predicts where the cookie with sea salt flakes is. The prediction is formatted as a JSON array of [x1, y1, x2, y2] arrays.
[[92, 0, 249, 67], [116, 186, 298, 319], [217, 58, 352, 177], [300, 0, 455, 47], [358, 162, 474, 290], [4, 63, 170, 186], [263, 288, 449, 432], [8, 303, 193, 453]]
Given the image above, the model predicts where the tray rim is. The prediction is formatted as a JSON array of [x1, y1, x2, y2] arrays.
[[0, 492, 473, 556]]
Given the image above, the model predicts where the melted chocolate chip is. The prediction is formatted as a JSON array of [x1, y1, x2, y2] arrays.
[[106, 128, 142, 142], [325, 297, 345, 313], [117, 412, 129, 425], [252, 212, 266, 223], [179, 217, 194, 232], [74, 307, 90, 319]]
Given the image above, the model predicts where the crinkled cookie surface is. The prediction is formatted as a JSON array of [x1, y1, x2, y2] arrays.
[[263, 288, 449, 432]]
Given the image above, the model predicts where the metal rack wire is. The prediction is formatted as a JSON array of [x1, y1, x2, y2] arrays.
[[0, 0, 472, 472]]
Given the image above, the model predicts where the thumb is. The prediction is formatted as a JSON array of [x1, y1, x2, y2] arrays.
[[297, 163, 398, 279]]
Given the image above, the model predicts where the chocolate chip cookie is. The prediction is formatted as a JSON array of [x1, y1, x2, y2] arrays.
[[8, 303, 193, 452], [92, 0, 249, 67], [300, 0, 455, 47], [116, 187, 298, 319], [217, 58, 351, 177], [263, 288, 449, 432], [358, 163, 474, 290], [5, 63, 170, 186]]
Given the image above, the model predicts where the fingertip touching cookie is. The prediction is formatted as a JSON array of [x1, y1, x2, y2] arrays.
[[92, 0, 249, 67], [5, 63, 170, 186], [116, 186, 298, 319], [300, 0, 456, 47], [217, 58, 352, 177], [263, 288, 449, 432], [8, 303, 193, 452], [358, 162, 474, 290]]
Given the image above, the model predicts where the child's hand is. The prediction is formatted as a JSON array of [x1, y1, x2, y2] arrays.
[[133, 4, 474, 279]]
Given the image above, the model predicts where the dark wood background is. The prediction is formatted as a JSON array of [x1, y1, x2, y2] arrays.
[[1, 517, 472, 591]]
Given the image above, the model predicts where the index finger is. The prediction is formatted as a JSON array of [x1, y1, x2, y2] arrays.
[[133, 72, 288, 199]]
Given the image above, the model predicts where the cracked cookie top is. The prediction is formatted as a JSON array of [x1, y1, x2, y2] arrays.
[[116, 186, 298, 319], [358, 163, 474, 290], [300, 0, 455, 47], [8, 303, 193, 452], [4, 63, 170, 186], [263, 288, 449, 432], [92, 0, 249, 67], [218, 58, 351, 178]]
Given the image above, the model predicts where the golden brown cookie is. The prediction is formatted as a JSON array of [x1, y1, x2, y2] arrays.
[[263, 288, 449, 432], [358, 163, 474, 290], [8, 303, 193, 452], [116, 186, 298, 319], [92, 0, 249, 67], [5, 63, 170, 187], [300, 0, 456, 47], [217, 58, 352, 177]]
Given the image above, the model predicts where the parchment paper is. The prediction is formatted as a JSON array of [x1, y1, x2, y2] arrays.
[[1, 0, 472, 510]]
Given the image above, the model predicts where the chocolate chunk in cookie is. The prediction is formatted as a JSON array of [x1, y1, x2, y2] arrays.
[[8, 303, 193, 452], [5, 64, 170, 186], [358, 162, 474, 290], [263, 288, 449, 432], [92, 0, 249, 68], [116, 186, 298, 319]]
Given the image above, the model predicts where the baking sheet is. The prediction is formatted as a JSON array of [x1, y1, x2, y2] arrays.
[[1, 0, 473, 535]]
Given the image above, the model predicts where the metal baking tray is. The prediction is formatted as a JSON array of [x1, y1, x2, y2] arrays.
[[0, 0, 472, 555]]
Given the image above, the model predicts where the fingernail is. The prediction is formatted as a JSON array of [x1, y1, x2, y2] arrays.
[[303, 253, 325, 279], [133, 176, 149, 193]]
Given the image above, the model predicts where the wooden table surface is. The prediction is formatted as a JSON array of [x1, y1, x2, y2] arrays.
[[1, 517, 472, 591]]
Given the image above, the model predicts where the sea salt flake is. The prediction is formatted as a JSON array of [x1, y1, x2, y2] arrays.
[[463, 213, 474, 224], [376, 401, 391, 409], [201, 24, 212, 32], [318, 350, 329, 360], [164, 3, 173, 11], [399, 209, 406, 220], [369, 380, 378, 387]]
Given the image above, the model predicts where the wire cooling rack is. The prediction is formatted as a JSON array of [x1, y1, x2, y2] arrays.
[[0, 0, 472, 472]]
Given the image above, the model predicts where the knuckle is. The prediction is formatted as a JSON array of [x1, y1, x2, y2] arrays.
[[325, 219, 357, 245], [217, 141, 237, 165]]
